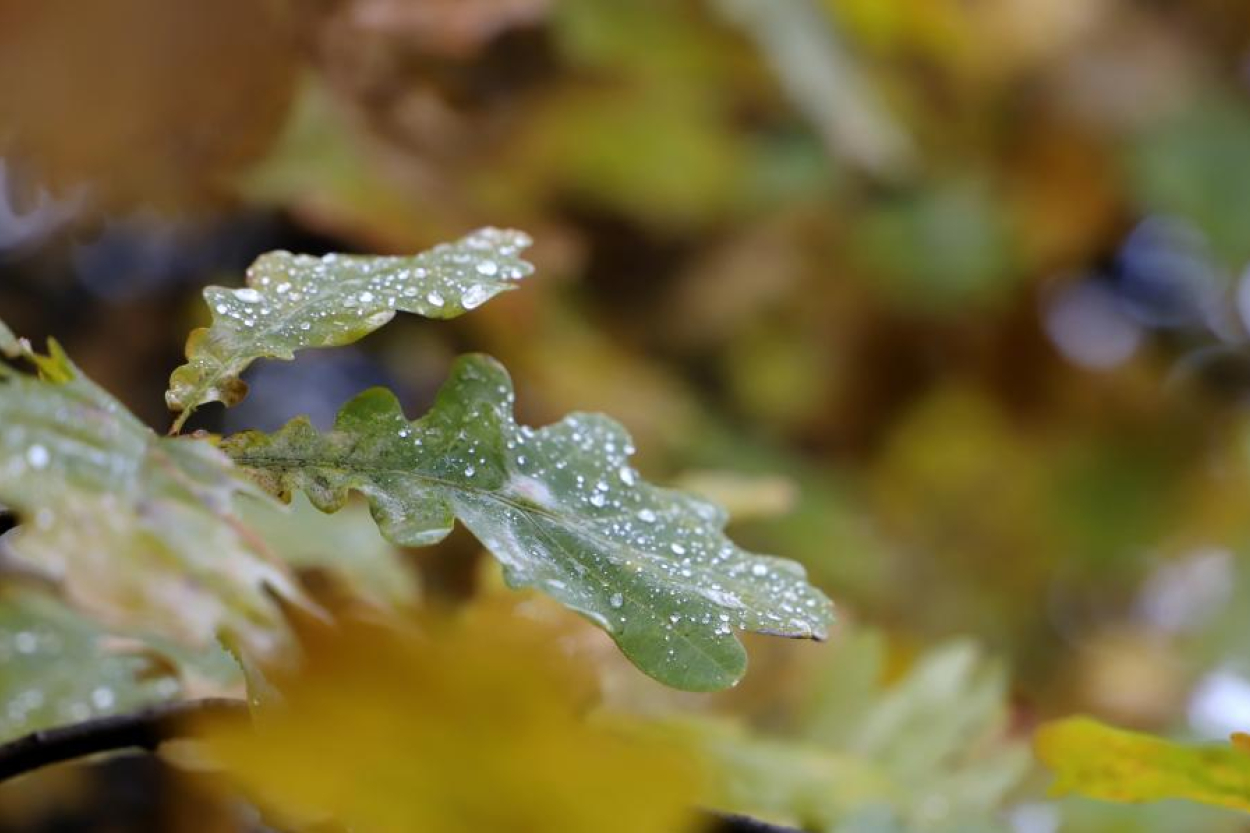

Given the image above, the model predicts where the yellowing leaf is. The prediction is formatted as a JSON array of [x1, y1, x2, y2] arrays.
[[166, 227, 534, 429], [198, 610, 701, 833], [1035, 716, 1250, 812]]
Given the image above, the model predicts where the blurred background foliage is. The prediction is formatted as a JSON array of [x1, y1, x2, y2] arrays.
[[2, 0, 1250, 829]]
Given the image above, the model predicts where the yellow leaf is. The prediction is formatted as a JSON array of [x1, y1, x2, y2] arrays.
[[1035, 716, 1250, 812], [197, 607, 702, 833]]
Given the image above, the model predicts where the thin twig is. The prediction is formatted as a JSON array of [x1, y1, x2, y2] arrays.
[[0, 697, 248, 783]]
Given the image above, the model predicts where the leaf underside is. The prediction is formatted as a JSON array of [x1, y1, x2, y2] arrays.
[[224, 354, 833, 691], [166, 227, 534, 423]]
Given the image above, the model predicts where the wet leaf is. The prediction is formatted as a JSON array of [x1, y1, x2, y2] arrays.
[[166, 227, 534, 427], [0, 590, 182, 742], [197, 611, 701, 833], [0, 330, 302, 659], [223, 354, 833, 691], [1036, 716, 1250, 812]]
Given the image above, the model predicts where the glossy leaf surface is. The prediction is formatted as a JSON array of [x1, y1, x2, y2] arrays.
[[166, 227, 533, 426], [224, 354, 833, 691]]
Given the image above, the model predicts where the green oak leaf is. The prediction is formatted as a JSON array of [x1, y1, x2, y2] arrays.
[[166, 227, 534, 430], [223, 354, 833, 691], [0, 331, 304, 659]]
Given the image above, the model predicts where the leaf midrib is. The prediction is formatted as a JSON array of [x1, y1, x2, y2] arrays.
[[229, 449, 768, 661]]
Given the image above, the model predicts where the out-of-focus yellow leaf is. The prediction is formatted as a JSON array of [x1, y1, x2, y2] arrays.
[[198, 608, 702, 833], [1036, 716, 1250, 812]]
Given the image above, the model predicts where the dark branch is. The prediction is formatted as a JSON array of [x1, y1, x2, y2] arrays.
[[0, 697, 248, 783], [706, 812, 805, 833], [0, 700, 803, 832]]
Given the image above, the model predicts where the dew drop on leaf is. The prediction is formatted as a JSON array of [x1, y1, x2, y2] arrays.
[[26, 445, 49, 470]]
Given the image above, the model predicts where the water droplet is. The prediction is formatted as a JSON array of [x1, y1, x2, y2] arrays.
[[670, 543, 686, 555], [609, 593, 624, 609], [619, 467, 637, 486], [427, 291, 445, 307], [235, 288, 261, 303], [359, 291, 375, 305], [465, 465, 476, 477], [90, 687, 115, 710], [637, 509, 657, 523], [476, 260, 499, 276], [589, 493, 607, 508], [26, 444, 49, 470], [462, 285, 490, 309]]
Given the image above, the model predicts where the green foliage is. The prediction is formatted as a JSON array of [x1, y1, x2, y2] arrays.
[[853, 178, 1014, 310], [0, 592, 180, 739], [237, 491, 418, 611], [1131, 97, 1250, 269], [0, 225, 833, 742], [0, 332, 300, 659], [166, 227, 533, 428], [223, 355, 832, 691], [0, 319, 16, 355], [679, 630, 1029, 831]]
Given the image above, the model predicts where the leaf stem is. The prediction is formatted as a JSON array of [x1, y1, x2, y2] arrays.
[[169, 408, 193, 436]]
